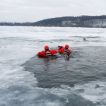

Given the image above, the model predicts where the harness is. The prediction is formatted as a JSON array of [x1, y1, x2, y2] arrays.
[[45, 50, 52, 56], [64, 49, 71, 56]]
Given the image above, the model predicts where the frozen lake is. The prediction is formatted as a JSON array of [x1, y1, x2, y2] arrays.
[[0, 26, 106, 106]]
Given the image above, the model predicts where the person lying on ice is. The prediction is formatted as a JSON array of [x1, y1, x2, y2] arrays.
[[37, 45, 57, 58], [44, 45, 52, 57]]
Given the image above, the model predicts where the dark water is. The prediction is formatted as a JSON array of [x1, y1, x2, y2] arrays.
[[23, 46, 106, 88]]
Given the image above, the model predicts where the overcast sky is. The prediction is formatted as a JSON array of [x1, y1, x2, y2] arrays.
[[0, 0, 106, 22]]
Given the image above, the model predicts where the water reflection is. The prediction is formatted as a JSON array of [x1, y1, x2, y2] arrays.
[[43, 56, 57, 71], [43, 55, 71, 71]]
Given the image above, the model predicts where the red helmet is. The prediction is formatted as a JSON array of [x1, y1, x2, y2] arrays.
[[44, 45, 49, 50], [65, 44, 69, 49]]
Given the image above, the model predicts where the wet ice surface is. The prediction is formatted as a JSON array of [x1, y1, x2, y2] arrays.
[[0, 26, 106, 106]]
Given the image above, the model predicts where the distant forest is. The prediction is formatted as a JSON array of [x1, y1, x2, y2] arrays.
[[0, 15, 106, 28]]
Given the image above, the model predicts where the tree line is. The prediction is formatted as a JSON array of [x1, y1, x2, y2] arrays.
[[0, 15, 106, 28]]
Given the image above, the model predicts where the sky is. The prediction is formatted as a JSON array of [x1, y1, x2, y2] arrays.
[[0, 0, 106, 22]]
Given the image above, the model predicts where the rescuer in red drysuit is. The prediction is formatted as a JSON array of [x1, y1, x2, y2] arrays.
[[44, 45, 52, 57], [58, 46, 65, 54], [37, 45, 58, 58]]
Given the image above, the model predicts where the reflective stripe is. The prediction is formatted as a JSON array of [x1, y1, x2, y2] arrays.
[[46, 51, 51, 56]]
